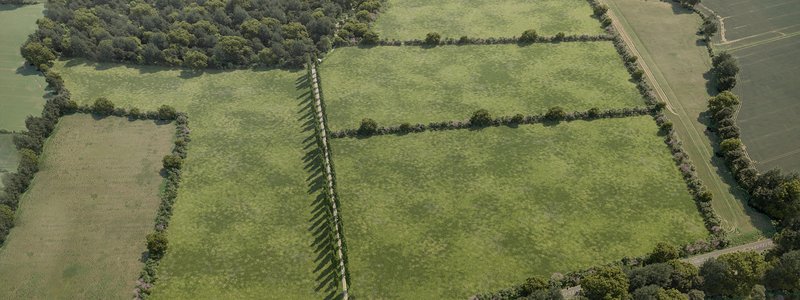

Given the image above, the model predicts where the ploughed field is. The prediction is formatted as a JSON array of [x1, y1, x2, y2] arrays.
[[53, 61, 333, 299], [0, 114, 173, 299], [320, 43, 644, 131], [372, 0, 605, 40], [704, 0, 800, 173], [331, 116, 708, 299]]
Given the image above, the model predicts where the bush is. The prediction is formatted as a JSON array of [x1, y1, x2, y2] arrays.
[[469, 109, 492, 127], [361, 31, 380, 45], [632, 69, 645, 81], [162, 154, 182, 170], [582, 266, 629, 300], [358, 118, 378, 136], [424, 32, 441, 46], [647, 242, 681, 264], [146, 232, 168, 258], [91, 97, 115, 116], [545, 107, 566, 121], [0, 204, 14, 242], [519, 29, 538, 44], [157, 105, 177, 120]]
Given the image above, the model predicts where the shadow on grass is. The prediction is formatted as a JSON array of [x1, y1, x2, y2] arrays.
[[296, 74, 343, 300]]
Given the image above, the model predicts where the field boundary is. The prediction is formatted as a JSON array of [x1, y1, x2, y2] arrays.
[[307, 58, 350, 300], [330, 107, 651, 139], [340, 34, 613, 48]]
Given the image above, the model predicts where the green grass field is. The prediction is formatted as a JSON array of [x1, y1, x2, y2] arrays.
[[0, 114, 173, 299], [332, 116, 708, 299], [605, 0, 772, 243], [320, 43, 644, 131], [0, 133, 19, 189], [702, 0, 800, 173], [0, 4, 47, 131], [372, 0, 605, 40], [53, 60, 335, 299]]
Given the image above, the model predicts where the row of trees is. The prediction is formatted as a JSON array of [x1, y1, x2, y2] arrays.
[[22, 0, 381, 69], [357, 31, 612, 47], [711, 52, 739, 91], [332, 107, 652, 139]]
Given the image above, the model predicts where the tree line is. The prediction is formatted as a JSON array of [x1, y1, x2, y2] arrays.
[[21, 0, 382, 69]]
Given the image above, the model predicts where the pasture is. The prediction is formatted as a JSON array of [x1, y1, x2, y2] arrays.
[[53, 60, 335, 299], [0, 4, 47, 131], [320, 43, 643, 131], [703, 0, 800, 173], [0, 114, 173, 299], [372, 0, 605, 40], [605, 0, 772, 243], [331, 116, 708, 299], [0, 134, 19, 189]]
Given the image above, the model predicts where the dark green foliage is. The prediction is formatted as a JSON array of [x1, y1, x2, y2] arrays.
[[632, 68, 645, 81], [424, 32, 441, 46], [29, 0, 370, 68], [686, 290, 704, 300], [667, 260, 700, 292], [146, 232, 168, 258], [583, 266, 630, 300], [20, 41, 56, 68], [774, 222, 800, 255], [361, 30, 380, 45], [521, 275, 548, 296], [91, 97, 115, 116], [545, 107, 566, 121], [699, 258, 735, 297], [707, 91, 739, 113], [0, 204, 13, 244], [519, 29, 538, 44], [701, 20, 719, 37], [157, 105, 177, 120], [647, 242, 681, 264], [766, 250, 800, 291], [162, 154, 182, 170], [711, 52, 739, 92], [469, 109, 492, 127], [750, 169, 800, 221], [358, 118, 378, 136], [627, 263, 673, 291], [701, 252, 767, 297]]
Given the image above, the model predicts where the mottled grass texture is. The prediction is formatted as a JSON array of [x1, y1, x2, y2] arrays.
[[0, 4, 46, 131], [372, 0, 605, 40], [320, 43, 644, 131], [332, 116, 708, 299]]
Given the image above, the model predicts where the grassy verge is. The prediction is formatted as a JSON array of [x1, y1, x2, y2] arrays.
[[372, 0, 605, 39], [0, 114, 173, 298], [332, 116, 708, 299], [320, 43, 644, 131]]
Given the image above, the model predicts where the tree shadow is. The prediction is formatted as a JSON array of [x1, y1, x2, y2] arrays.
[[15, 64, 40, 76], [702, 70, 719, 96], [668, 1, 695, 15], [296, 73, 342, 299]]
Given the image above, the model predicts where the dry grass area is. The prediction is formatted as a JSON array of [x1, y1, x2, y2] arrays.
[[0, 114, 174, 299]]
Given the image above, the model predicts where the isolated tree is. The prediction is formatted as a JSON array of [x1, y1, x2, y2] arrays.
[[358, 118, 378, 135], [519, 29, 538, 44], [20, 41, 56, 68], [92, 97, 115, 116], [424, 32, 441, 46], [647, 242, 681, 264], [183, 50, 208, 70], [582, 266, 630, 300], [470, 109, 492, 127]]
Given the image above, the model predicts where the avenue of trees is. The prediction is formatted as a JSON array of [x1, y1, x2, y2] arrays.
[[22, 0, 382, 69]]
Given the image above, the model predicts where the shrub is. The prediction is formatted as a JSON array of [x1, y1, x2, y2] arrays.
[[545, 107, 566, 121], [20, 41, 56, 68], [647, 242, 681, 264], [0, 204, 14, 242], [424, 32, 441, 46], [632, 69, 645, 81], [358, 118, 378, 136], [146, 232, 168, 258], [399, 123, 412, 132], [91, 97, 115, 116], [519, 29, 538, 44], [469, 109, 492, 127], [162, 154, 183, 170], [157, 105, 177, 120], [582, 266, 629, 300]]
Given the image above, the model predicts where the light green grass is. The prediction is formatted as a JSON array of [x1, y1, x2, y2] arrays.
[[320, 43, 644, 131], [0, 114, 174, 299], [372, 0, 605, 40], [0, 4, 46, 131], [0, 133, 19, 189], [53, 60, 331, 299], [605, 0, 773, 243], [332, 116, 708, 299]]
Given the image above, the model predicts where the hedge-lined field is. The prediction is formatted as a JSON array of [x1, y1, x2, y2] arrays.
[[0, 4, 46, 131], [372, 0, 605, 40], [0, 114, 173, 298], [320, 43, 643, 131], [0, 134, 19, 189], [53, 61, 330, 298], [331, 116, 708, 299]]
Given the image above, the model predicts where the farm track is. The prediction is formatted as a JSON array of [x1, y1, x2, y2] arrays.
[[310, 65, 350, 300]]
